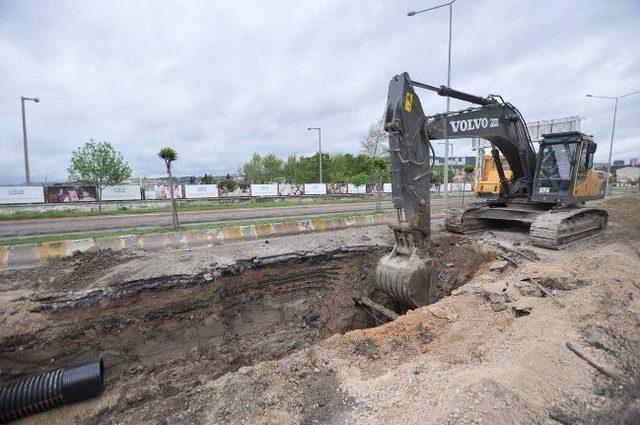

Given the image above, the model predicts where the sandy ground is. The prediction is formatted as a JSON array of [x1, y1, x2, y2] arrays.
[[0, 194, 639, 424]]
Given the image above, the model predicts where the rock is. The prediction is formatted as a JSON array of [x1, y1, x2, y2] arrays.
[[203, 273, 213, 281], [489, 260, 509, 271]]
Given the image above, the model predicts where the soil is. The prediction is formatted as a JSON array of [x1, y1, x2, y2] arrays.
[[0, 193, 638, 424]]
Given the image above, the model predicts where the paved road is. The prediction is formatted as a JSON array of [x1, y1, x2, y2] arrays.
[[1, 201, 416, 238], [0, 198, 466, 238]]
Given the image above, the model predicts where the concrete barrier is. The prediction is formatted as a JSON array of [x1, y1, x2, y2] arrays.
[[0, 214, 389, 268]]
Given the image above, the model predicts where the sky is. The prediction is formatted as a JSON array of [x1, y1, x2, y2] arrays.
[[1, 0, 639, 184]]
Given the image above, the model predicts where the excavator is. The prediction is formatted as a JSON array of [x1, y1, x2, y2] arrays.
[[375, 72, 607, 307]]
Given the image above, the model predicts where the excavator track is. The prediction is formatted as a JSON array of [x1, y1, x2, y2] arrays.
[[444, 203, 492, 233], [529, 208, 608, 249]]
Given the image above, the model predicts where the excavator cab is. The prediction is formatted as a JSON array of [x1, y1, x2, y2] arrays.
[[531, 132, 606, 205]]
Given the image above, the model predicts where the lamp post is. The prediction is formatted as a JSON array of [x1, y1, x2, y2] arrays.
[[21, 96, 40, 185], [408, 0, 457, 204], [307, 127, 323, 183], [586, 89, 640, 194]]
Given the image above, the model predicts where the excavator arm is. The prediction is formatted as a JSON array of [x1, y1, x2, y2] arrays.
[[374, 73, 435, 307]]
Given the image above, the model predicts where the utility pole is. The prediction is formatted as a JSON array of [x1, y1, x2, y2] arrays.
[[586, 89, 640, 194], [408, 0, 457, 204], [20, 96, 40, 185], [307, 127, 323, 182]]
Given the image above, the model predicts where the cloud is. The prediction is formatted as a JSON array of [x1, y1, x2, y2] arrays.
[[1, 0, 639, 184]]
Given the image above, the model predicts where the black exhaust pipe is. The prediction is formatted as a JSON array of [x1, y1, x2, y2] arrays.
[[0, 359, 104, 423]]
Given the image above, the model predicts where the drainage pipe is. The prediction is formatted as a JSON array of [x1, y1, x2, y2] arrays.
[[0, 359, 104, 423]]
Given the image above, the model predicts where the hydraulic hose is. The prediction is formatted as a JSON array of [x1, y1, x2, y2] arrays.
[[0, 359, 104, 423]]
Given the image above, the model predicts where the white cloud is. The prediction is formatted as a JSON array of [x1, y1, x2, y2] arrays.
[[1, 0, 639, 184]]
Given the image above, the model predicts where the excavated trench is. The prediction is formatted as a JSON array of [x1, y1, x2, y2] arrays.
[[0, 236, 494, 421]]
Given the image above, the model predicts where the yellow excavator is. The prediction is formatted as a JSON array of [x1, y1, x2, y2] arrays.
[[474, 151, 512, 197], [375, 73, 607, 307]]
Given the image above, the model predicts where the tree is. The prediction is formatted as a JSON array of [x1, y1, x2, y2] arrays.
[[350, 172, 369, 187], [201, 173, 215, 184], [158, 147, 179, 227], [360, 118, 386, 158], [431, 166, 455, 193], [262, 153, 283, 183], [461, 164, 475, 206], [67, 140, 131, 210], [243, 153, 263, 183]]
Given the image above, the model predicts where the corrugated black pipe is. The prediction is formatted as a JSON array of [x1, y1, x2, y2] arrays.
[[0, 359, 104, 423]]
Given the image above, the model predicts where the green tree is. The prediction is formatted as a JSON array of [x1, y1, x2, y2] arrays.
[[158, 147, 179, 227], [283, 155, 299, 183], [350, 172, 369, 186], [461, 164, 476, 205], [67, 140, 132, 211], [327, 153, 353, 183], [431, 166, 455, 191], [243, 153, 264, 183], [262, 153, 283, 183], [201, 173, 215, 184]]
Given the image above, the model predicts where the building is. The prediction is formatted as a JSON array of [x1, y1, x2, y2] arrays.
[[613, 160, 625, 167], [616, 167, 640, 184], [630, 158, 640, 167], [433, 156, 475, 167]]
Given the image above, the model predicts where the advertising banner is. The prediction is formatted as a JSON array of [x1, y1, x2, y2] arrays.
[[347, 184, 366, 194], [278, 183, 304, 196], [0, 186, 45, 204], [46, 185, 97, 203], [184, 184, 219, 199], [144, 184, 183, 200], [219, 184, 250, 197], [366, 184, 384, 194], [101, 185, 142, 201], [304, 183, 326, 195], [250, 184, 278, 197], [327, 183, 347, 194], [383, 183, 392, 193]]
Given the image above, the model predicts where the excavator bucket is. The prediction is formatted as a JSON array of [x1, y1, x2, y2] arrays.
[[375, 249, 435, 308]]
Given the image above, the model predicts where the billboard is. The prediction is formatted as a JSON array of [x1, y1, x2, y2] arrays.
[[304, 183, 326, 195], [101, 185, 142, 201], [250, 184, 278, 197], [0, 186, 45, 204], [347, 184, 366, 194], [185, 184, 219, 199], [279, 183, 304, 196], [366, 184, 384, 194], [327, 183, 347, 194], [219, 184, 250, 197], [383, 183, 392, 193], [144, 183, 183, 200], [46, 185, 97, 203]]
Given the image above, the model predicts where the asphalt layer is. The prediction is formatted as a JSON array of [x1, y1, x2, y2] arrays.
[[0, 201, 398, 238]]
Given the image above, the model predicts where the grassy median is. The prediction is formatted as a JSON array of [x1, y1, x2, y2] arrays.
[[0, 197, 391, 221]]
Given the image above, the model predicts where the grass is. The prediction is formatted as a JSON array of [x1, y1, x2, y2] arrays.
[[0, 197, 388, 221], [0, 208, 408, 246]]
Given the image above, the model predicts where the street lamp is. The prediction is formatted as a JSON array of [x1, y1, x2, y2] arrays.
[[307, 127, 323, 183], [586, 89, 640, 194], [21, 96, 40, 185], [408, 0, 457, 203]]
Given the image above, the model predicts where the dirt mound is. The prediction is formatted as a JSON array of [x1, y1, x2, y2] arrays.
[[601, 192, 640, 240]]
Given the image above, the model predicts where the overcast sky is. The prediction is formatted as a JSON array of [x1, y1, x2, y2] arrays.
[[1, 0, 639, 184]]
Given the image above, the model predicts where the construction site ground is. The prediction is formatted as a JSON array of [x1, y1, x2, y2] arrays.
[[0, 193, 638, 424]]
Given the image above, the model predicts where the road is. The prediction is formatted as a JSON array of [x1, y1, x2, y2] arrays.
[[2, 200, 435, 238]]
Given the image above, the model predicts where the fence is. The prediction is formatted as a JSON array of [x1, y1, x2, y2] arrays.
[[0, 183, 394, 205]]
